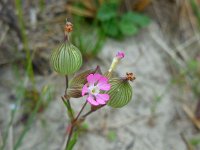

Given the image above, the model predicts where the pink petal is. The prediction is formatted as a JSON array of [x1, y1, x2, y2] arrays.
[[97, 77, 110, 90], [97, 83, 110, 91], [116, 51, 125, 59], [96, 94, 110, 102], [87, 74, 101, 84], [99, 76, 108, 83], [96, 96, 106, 105], [87, 94, 99, 106], [82, 84, 88, 96], [98, 83, 111, 91]]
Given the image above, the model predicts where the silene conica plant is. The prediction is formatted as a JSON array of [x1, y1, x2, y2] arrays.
[[50, 20, 136, 150]]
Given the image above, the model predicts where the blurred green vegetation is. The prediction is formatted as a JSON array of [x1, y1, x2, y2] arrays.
[[107, 130, 117, 141], [1, 0, 200, 149], [68, 0, 150, 58], [72, 17, 106, 59], [97, 3, 150, 38], [1, 65, 54, 150], [173, 58, 200, 99], [189, 0, 200, 28], [190, 136, 200, 147]]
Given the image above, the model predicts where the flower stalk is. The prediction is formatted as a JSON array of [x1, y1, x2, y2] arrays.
[[49, 20, 135, 150]]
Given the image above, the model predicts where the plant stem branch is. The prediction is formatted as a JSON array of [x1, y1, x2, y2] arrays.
[[65, 101, 87, 150], [75, 101, 87, 121], [81, 110, 94, 119], [61, 97, 74, 120], [81, 105, 106, 119], [63, 75, 74, 120], [65, 125, 74, 150], [65, 75, 68, 95]]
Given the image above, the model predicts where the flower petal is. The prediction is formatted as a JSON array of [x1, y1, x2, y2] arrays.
[[98, 83, 110, 91], [87, 74, 101, 84], [96, 96, 106, 105], [116, 51, 125, 59], [99, 76, 108, 83], [96, 94, 110, 102], [82, 84, 88, 96], [87, 94, 99, 106], [97, 77, 110, 90]]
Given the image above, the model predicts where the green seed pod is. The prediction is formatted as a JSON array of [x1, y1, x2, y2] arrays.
[[107, 78, 133, 108], [50, 42, 82, 75]]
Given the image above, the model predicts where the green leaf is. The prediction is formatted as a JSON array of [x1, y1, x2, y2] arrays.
[[40, 85, 54, 104], [122, 12, 150, 28], [119, 16, 138, 36], [66, 131, 78, 150], [102, 19, 121, 38], [62, 98, 74, 120], [97, 3, 117, 21]]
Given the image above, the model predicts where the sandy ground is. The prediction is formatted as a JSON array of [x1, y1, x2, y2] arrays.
[[0, 23, 198, 150]]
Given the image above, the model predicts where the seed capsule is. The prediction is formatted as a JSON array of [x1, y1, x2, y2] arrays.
[[107, 78, 133, 108], [50, 42, 82, 75]]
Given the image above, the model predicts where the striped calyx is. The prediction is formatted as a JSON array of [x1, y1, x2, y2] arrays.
[[67, 69, 96, 99], [107, 78, 132, 108], [50, 42, 82, 75], [67, 67, 102, 99]]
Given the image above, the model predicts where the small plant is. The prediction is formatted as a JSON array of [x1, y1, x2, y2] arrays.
[[71, 17, 106, 59], [97, 3, 150, 39], [50, 20, 135, 150], [67, 1, 150, 39]]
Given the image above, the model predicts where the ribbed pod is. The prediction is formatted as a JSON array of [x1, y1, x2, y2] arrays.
[[107, 78, 133, 108], [50, 42, 82, 75]]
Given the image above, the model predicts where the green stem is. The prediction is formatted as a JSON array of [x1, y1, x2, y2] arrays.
[[15, 0, 35, 85], [61, 97, 74, 120], [65, 101, 87, 150], [81, 110, 94, 119], [65, 75, 69, 94], [14, 96, 43, 150], [64, 75, 74, 120], [0, 97, 22, 150], [75, 101, 87, 120], [81, 104, 106, 119]]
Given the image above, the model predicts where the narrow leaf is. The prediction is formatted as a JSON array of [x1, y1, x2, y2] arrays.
[[66, 131, 78, 150]]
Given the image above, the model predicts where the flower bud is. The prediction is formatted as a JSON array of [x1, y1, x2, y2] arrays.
[[50, 42, 82, 75], [106, 78, 132, 108], [105, 51, 125, 78]]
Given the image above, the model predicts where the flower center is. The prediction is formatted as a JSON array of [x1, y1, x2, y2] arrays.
[[89, 85, 100, 95]]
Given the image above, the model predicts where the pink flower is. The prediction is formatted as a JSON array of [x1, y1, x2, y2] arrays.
[[82, 73, 111, 106], [116, 51, 125, 59]]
